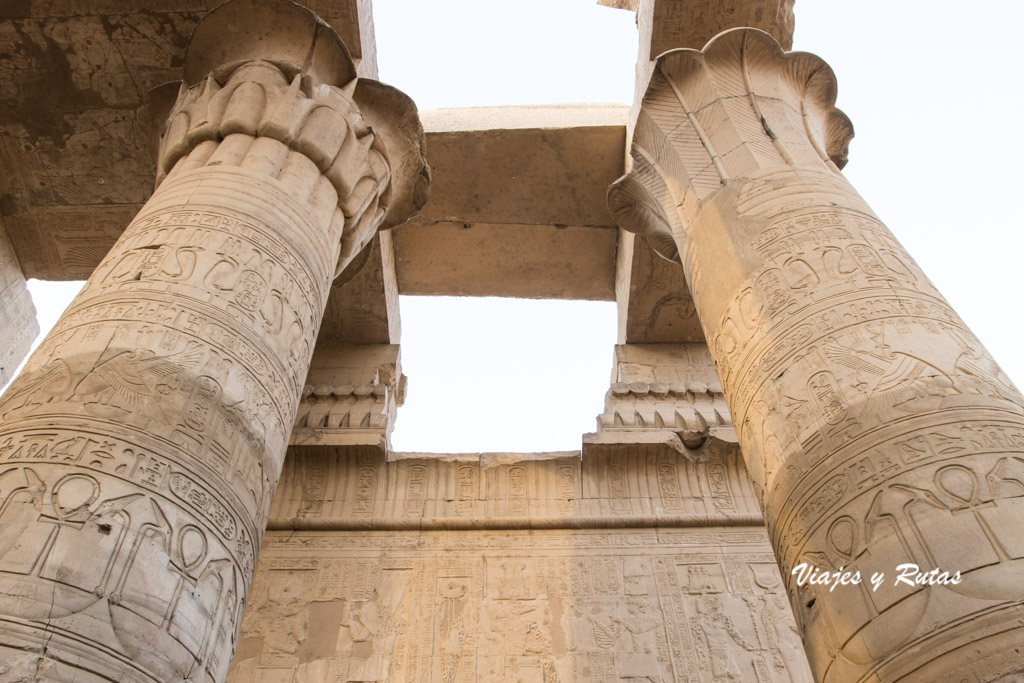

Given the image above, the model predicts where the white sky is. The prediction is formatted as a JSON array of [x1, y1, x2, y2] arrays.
[[17, 0, 1024, 453]]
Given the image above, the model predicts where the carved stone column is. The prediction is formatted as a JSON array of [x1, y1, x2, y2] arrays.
[[0, 1, 427, 680], [610, 29, 1024, 682]]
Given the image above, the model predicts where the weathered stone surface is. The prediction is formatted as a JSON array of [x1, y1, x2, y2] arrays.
[[0, 0, 374, 68], [610, 27, 1024, 681], [0, 220, 37, 386], [269, 447, 762, 528], [0, 1, 427, 678], [0, 0, 378, 282], [393, 105, 626, 300], [230, 445, 811, 682], [599, 0, 795, 50], [598, 0, 794, 48], [653, 0, 794, 53]]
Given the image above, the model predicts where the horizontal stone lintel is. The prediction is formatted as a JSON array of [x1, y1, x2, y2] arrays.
[[273, 443, 762, 530], [266, 514, 765, 531]]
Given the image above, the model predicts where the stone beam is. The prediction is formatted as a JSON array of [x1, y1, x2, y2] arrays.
[[0, 218, 37, 386], [0, 0, 427, 679], [1, 98, 640, 309], [609, 28, 1024, 681], [393, 105, 625, 300], [0, 0, 378, 282]]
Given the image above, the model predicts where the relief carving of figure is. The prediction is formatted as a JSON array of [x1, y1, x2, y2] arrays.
[[240, 570, 311, 655], [438, 578, 469, 683], [337, 570, 410, 682], [67, 341, 206, 426], [0, 358, 73, 418], [694, 596, 758, 682], [761, 594, 811, 682], [950, 330, 1022, 405], [584, 597, 666, 682], [613, 597, 665, 682], [488, 601, 566, 680], [823, 325, 956, 414]]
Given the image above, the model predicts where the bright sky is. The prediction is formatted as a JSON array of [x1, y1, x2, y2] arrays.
[[17, 0, 1024, 453]]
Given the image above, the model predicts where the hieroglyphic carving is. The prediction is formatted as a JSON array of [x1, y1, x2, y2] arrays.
[[267, 449, 762, 528], [0, 1, 427, 679], [609, 27, 1024, 681], [227, 528, 811, 682]]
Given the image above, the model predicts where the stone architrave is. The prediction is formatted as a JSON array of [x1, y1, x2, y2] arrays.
[[0, 0, 428, 680], [609, 29, 1024, 682]]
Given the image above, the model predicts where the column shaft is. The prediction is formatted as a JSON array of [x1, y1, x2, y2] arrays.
[[611, 28, 1024, 681], [0, 1, 426, 679]]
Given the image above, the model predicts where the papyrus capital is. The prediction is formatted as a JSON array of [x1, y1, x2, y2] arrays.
[[159, 0, 430, 276], [609, 28, 853, 262]]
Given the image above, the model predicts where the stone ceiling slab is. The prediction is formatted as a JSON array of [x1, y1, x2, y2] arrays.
[[418, 116, 626, 227], [395, 221, 618, 300], [0, 0, 375, 281]]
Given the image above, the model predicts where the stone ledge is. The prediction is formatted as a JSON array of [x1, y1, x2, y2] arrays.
[[272, 445, 760, 528]]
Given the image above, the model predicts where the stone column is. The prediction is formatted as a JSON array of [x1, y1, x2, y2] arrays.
[[0, 0, 427, 680], [610, 29, 1024, 682]]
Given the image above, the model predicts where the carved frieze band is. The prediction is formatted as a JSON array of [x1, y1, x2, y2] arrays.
[[290, 345, 403, 448], [598, 379, 732, 449], [294, 383, 391, 428], [269, 447, 761, 530]]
